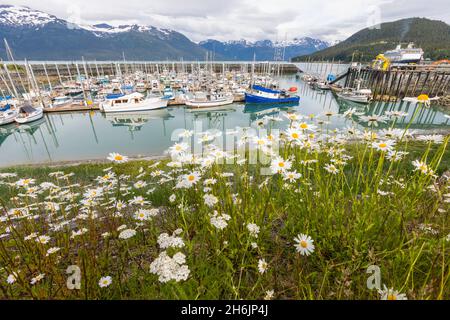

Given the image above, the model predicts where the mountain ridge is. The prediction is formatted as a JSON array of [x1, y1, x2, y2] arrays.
[[0, 4, 328, 61], [199, 37, 329, 61], [292, 17, 450, 62]]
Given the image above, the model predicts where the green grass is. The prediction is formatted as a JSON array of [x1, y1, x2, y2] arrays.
[[0, 136, 449, 300]]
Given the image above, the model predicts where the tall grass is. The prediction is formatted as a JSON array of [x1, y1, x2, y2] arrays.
[[0, 104, 449, 300]]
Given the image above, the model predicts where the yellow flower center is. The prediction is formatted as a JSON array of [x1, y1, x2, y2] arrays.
[[417, 94, 429, 102], [292, 133, 299, 139], [379, 143, 387, 148], [114, 155, 123, 161], [278, 162, 285, 168], [387, 294, 396, 300], [188, 175, 195, 181], [300, 240, 308, 248], [300, 123, 308, 129]]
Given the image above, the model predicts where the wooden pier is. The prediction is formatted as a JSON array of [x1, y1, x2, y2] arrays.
[[44, 105, 99, 113], [340, 64, 450, 102]]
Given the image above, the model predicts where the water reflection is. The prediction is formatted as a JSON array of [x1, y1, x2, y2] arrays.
[[335, 97, 450, 129], [103, 109, 174, 139], [244, 103, 297, 123], [0, 76, 448, 167]]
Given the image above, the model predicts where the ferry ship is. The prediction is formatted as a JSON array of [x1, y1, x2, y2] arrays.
[[383, 43, 424, 63]]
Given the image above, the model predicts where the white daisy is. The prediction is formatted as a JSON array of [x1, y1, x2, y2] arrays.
[[258, 258, 268, 274], [98, 276, 112, 288], [107, 152, 128, 163], [378, 285, 407, 300], [270, 157, 292, 174], [371, 140, 396, 152], [294, 233, 315, 256]]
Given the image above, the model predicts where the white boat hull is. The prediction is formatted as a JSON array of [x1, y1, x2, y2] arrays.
[[186, 97, 234, 109], [15, 108, 44, 124], [0, 109, 18, 126], [101, 97, 168, 113], [336, 93, 371, 104]]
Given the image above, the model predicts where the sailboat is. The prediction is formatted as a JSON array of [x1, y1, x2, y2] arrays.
[[0, 105, 18, 126], [15, 104, 44, 124]]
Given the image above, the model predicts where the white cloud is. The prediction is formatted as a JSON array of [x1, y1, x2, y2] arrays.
[[4, 0, 450, 42]]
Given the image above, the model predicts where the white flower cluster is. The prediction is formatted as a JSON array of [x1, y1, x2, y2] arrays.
[[150, 230, 190, 283], [203, 194, 219, 207], [149, 251, 190, 283], [157, 229, 185, 249], [118, 228, 137, 239], [247, 223, 260, 238], [210, 211, 231, 230]]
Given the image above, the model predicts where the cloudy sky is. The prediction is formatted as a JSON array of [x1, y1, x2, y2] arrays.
[[4, 0, 450, 42]]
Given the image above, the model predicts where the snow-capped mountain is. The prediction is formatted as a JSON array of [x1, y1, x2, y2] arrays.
[[0, 5, 328, 61], [199, 37, 329, 61], [0, 5, 60, 26], [0, 5, 206, 60]]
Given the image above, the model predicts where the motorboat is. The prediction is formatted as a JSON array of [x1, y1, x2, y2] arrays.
[[185, 91, 234, 109], [15, 104, 44, 124], [135, 82, 147, 93], [314, 81, 331, 90], [100, 92, 168, 113], [162, 87, 175, 100], [51, 96, 74, 108], [0, 105, 18, 126], [335, 88, 372, 104], [245, 85, 300, 104]]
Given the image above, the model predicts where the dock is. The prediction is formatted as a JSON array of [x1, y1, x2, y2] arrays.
[[42, 93, 246, 113], [44, 103, 99, 113], [339, 64, 450, 103]]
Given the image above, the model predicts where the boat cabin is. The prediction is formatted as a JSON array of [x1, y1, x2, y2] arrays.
[[105, 93, 145, 107]]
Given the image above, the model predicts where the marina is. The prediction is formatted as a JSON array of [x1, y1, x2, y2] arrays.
[[0, 1, 449, 303], [1, 74, 449, 167]]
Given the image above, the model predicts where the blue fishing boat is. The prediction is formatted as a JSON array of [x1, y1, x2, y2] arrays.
[[0, 104, 11, 112], [0, 95, 13, 101], [245, 85, 300, 104], [162, 87, 175, 100]]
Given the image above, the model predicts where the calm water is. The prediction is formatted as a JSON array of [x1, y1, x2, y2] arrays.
[[1, 76, 449, 167]]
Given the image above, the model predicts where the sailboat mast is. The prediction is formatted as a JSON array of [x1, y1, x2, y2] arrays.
[[3, 39, 27, 95], [43, 62, 52, 91], [2, 64, 19, 99]]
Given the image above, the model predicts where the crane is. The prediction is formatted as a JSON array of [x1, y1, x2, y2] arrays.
[[372, 54, 390, 71]]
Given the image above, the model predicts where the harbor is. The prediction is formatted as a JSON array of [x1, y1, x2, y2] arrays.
[[1, 74, 449, 167], [1, 1, 450, 303]]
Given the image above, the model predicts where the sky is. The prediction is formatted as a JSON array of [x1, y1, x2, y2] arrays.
[[2, 0, 450, 43]]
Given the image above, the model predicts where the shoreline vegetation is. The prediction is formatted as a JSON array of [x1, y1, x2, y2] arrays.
[[2, 129, 450, 170], [0, 100, 449, 300]]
